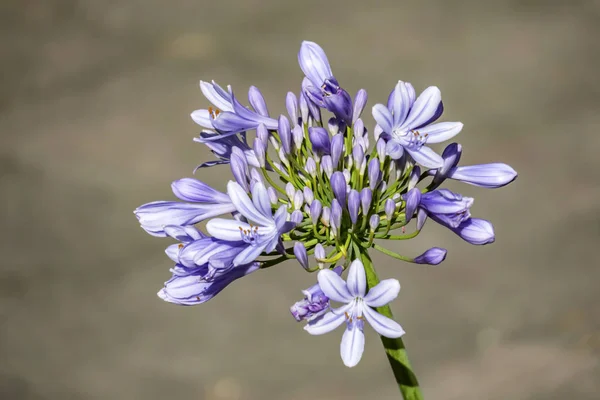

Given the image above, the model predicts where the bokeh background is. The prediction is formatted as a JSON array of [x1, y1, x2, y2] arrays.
[[1, 1, 599, 399]]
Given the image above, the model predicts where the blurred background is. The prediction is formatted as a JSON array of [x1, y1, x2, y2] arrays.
[[1, 0, 599, 399]]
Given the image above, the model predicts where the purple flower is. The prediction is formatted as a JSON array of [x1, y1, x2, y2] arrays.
[[193, 131, 260, 170], [298, 41, 353, 125], [206, 181, 295, 265], [372, 81, 463, 168], [158, 262, 259, 305], [134, 178, 235, 237], [429, 143, 518, 189], [408, 189, 473, 231], [164, 225, 205, 263], [290, 266, 343, 322], [305, 259, 405, 367], [191, 82, 277, 136]]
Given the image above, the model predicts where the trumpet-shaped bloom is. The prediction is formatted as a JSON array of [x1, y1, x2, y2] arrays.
[[134, 178, 235, 237], [206, 181, 295, 266], [158, 262, 259, 305], [191, 81, 277, 136], [372, 81, 463, 168], [305, 259, 405, 367]]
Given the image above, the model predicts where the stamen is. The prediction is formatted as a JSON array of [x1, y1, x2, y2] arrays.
[[178, 243, 184, 249]]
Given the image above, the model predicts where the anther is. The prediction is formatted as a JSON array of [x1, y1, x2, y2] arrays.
[[178, 243, 184, 249]]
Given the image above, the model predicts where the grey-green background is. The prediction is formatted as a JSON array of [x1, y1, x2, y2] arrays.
[[1, 1, 599, 399]]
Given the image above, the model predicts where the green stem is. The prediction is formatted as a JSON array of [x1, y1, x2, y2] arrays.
[[359, 251, 424, 400], [372, 243, 416, 263]]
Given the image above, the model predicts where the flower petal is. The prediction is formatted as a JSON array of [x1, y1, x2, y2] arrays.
[[418, 122, 463, 144], [450, 218, 495, 245], [190, 109, 213, 128], [448, 163, 518, 189], [340, 324, 365, 367], [227, 181, 273, 227], [233, 242, 267, 266], [200, 80, 233, 111], [402, 86, 442, 130], [386, 141, 405, 160], [317, 269, 353, 303], [362, 305, 405, 338], [372, 104, 394, 133], [364, 279, 400, 308], [304, 311, 346, 335], [171, 178, 231, 203], [346, 259, 367, 297], [298, 41, 333, 87], [391, 81, 413, 127], [405, 146, 444, 169], [251, 181, 273, 219], [206, 219, 249, 241]]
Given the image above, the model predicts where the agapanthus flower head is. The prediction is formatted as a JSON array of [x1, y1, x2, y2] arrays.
[[134, 40, 517, 372]]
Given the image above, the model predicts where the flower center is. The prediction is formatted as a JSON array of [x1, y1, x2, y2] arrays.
[[320, 78, 339, 97], [208, 106, 221, 120], [392, 129, 429, 149], [239, 225, 260, 245]]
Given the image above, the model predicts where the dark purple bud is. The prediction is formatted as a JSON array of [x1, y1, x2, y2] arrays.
[[348, 189, 360, 225], [291, 210, 303, 224], [293, 190, 304, 210], [352, 145, 364, 169], [360, 188, 372, 216], [402, 188, 422, 223], [279, 115, 292, 154], [323, 86, 353, 126], [306, 157, 317, 177], [293, 242, 309, 270], [369, 214, 380, 231], [309, 127, 331, 157], [379, 181, 387, 194], [414, 247, 447, 265], [321, 206, 331, 227], [230, 147, 249, 192], [385, 199, 396, 221], [303, 187, 314, 204], [368, 158, 381, 190], [352, 89, 368, 124], [286, 92, 299, 126], [330, 134, 344, 167], [321, 155, 334, 178], [330, 199, 342, 234], [292, 125, 304, 149], [253, 138, 266, 168], [330, 171, 347, 207], [310, 199, 322, 224], [450, 218, 495, 245], [248, 86, 269, 117], [257, 123, 269, 144]]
